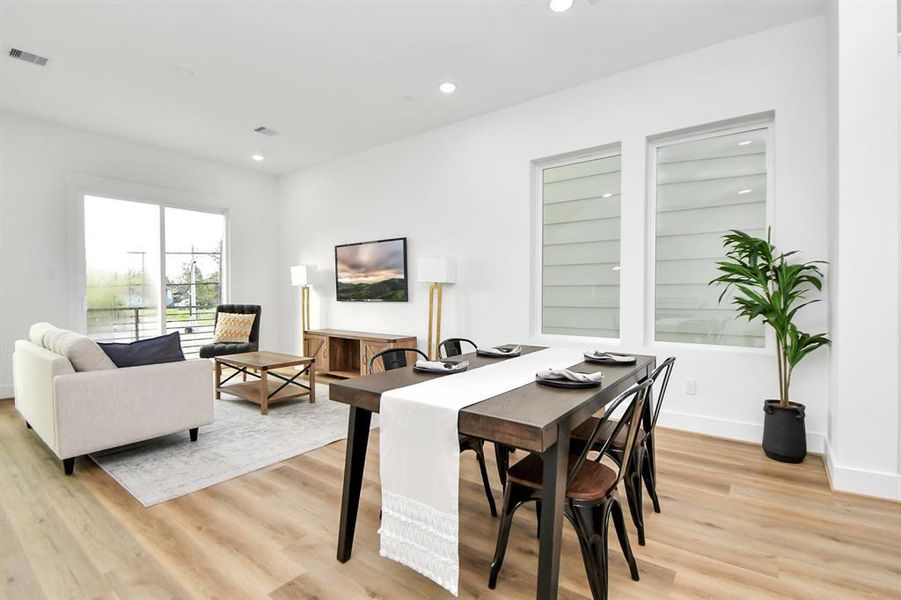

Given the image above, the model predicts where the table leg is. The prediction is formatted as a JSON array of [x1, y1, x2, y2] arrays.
[[260, 368, 269, 415], [214, 360, 221, 400], [337, 405, 372, 562], [537, 423, 570, 600], [309, 364, 316, 403]]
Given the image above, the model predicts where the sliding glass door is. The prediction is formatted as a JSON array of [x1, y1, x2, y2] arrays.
[[83, 195, 226, 356]]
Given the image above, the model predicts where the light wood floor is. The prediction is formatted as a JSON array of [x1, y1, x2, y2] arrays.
[[2, 397, 899, 600]]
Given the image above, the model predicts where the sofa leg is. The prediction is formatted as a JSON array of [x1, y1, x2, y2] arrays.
[[63, 457, 75, 476], [25, 420, 32, 429], [189, 427, 199, 442]]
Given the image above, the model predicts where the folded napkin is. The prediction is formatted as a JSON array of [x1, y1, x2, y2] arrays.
[[584, 351, 636, 363], [536, 367, 605, 383], [479, 345, 522, 357], [415, 360, 469, 371]]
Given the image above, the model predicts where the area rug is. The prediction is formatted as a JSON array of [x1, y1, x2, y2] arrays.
[[90, 384, 377, 507]]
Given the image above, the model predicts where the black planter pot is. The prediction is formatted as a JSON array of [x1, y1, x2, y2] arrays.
[[762, 400, 807, 463]]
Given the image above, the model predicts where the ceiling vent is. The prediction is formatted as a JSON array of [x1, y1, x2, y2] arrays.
[[9, 48, 49, 66], [254, 126, 279, 136]]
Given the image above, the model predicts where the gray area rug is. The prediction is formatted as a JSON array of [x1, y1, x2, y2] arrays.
[[90, 385, 376, 507]]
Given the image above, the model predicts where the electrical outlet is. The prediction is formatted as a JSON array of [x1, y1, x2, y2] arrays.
[[684, 378, 697, 395]]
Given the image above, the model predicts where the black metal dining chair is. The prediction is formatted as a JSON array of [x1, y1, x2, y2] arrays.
[[488, 379, 652, 600], [570, 357, 676, 546], [368, 347, 498, 517], [437, 337, 477, 359]]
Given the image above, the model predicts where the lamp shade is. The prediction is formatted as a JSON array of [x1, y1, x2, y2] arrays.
[[417, 256, 456, 284], [290, 265, 309, 287]]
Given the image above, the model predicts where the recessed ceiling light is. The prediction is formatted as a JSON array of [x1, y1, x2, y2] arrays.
[[549, 0, 574, 13], [738, 140, 752, 146], [738, 188, 752, 195], [602, 193, 613, 198], [251, 154, 265, 162], [438, 82, 457, 94]]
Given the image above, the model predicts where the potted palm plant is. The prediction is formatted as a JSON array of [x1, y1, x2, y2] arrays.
[[710, 230, 830, 463]]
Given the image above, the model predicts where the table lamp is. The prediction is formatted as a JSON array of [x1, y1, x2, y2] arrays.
[[291, 265, 312, 349], [418, 257, 456, 359]]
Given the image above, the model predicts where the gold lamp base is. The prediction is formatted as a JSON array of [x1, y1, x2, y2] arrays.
[[426, 283, 443, 360], [300, 285, 311, 349]]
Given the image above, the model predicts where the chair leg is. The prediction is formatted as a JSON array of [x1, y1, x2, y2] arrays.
[[624, 451, 646, 546], [535, 499, 541, 538], [570, 503, 605, 600], [641, 445, 661, 513], [189, 427, 199, 442], [25, 420, 32, 429], [63, 457, 75, 476], [488, 485, 524, 589], [474, 442, 498, 517], [611, 497, 640, 581]]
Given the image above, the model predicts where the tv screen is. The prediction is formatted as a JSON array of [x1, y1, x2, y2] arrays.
[[335, 237, 409, 302]]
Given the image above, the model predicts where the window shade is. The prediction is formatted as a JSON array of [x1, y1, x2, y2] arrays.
[[542, 155, 621, 338], [654, 127, 767, 347]]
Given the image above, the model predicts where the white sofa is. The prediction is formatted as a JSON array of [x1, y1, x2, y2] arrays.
[[13, 338, 214, 475]]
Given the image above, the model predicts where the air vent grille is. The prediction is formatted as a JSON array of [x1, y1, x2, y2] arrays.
[[254, 126, 279, 136], [9, 48, 48, 66]]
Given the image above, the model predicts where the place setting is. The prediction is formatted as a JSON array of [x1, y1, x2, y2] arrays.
[[476, 344, 522, 358], [412, 358, 470, 374]]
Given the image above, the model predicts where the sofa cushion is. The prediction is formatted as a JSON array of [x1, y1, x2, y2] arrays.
[[99, 332, 186, 368], [29, 322, 56, 346], [212, 312, 256, 343], [31, 323, 118, 372]]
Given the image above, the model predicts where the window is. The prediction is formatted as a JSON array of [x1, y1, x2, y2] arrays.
[[84, 195, 226, 357], [652, 125, 769, 347], [540, 153, 622, 338]]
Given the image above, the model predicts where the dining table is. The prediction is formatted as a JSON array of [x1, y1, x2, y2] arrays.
[[329, 345, 656, 600]]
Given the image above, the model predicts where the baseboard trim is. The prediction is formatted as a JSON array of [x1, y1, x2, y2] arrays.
[[657, 408, 825, 454], [823, 438, 901, 501]]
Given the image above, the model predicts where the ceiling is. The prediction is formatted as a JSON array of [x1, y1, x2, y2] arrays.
[[0, 0, 825, 175]]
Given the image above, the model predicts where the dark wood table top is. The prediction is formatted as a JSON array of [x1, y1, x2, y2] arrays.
[[215, 351, 314, 369], [329, 346, 655, 453]]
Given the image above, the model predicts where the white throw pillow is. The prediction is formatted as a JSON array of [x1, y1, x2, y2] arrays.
[[29, 322, 56, 346], [33, 323, 117, 372]]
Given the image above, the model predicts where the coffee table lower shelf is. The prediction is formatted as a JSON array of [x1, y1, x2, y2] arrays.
[[219, 380, 313, 406]]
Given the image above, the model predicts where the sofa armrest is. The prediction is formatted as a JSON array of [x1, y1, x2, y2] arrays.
[[13, 339, 75, 455], [52, 359, 214, 458]]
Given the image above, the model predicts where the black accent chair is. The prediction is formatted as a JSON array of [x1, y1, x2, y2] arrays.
[[439, 337, 515, 487], [488, 379, 652, 600], [198, 304, 262, 359], [570, 356, 676, 546], [369, 347, 499, 517]]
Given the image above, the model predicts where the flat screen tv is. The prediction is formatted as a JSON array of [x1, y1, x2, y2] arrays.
[[335, 237, 409, 302]]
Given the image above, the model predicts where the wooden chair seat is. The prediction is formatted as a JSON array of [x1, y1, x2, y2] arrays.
[[571, 417, 646, 450], [506, 452, 618, 501]]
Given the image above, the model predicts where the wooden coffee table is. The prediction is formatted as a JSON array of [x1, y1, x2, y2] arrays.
[[214, 351, 316, 415]]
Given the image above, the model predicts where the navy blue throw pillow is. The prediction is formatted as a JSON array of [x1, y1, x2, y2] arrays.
[[99, 332, 186, 367]]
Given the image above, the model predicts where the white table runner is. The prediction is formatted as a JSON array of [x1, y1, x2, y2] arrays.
[[378, 347, 586, 595]]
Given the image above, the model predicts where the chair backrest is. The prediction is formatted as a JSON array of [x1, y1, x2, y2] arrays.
[[568, 378, 652, 491], [215, 304, 262, 344], [438, 338, 477, 358], [647, 357, 676, 433], [368, 347, 429, 374]]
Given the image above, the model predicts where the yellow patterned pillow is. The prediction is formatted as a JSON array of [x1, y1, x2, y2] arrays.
[[212, 313, 256, 344]]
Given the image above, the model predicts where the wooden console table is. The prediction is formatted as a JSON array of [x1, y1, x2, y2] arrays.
[[303, 329, 416, 378]]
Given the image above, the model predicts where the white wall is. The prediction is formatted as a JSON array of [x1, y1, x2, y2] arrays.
[[278, 18, 831, 453], [0, 113, 280, 397], [825, 0, 900, 500]]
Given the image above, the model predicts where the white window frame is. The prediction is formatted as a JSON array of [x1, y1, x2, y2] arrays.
[[66, 174, 230, 337], [530, 143, 624, 345], [645, 117, 776, 353]]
